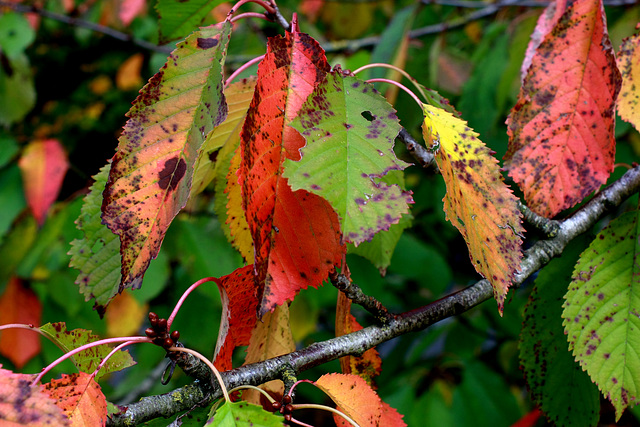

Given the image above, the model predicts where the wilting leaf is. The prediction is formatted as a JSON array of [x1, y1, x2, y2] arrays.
[[617, 33, 640, 132], [242, 304, 294, 404], [39, 323, 135, 381], [212, 265, 259, 371], [206, 400, 285, 426], [0, 277, 42, 369], [18, 139, 69, 226], [315, 373, 382, 426], [0, 365, 69, 426], [239, 23, 344, 316], [69, 163, 122, 313], [520, 236, 599, 426], [284, 70, 413, 246], [563, 210, 640, 420], [422, 104, 523, 312], [156, 0, 227, 43], [102, 22, 231, 292], [43, 372, 107, 427], [504, 0, 621, 218]]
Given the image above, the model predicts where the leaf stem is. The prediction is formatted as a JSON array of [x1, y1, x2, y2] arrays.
[[225, 54, 265, 87], [91, 340, 140, 380], [228, 384, 277, 403], [167, 277, 218, 330], [228, 0, 276, 18], [169, 346, 230, 403], [366, 78, 423, 108], [230, 12, 271, 24], [292, 404, 360, 427], [353, 63, 427, 102], [32, 336, 150, 386]]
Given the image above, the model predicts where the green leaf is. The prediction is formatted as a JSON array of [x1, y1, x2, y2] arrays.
[[39, 322, 135, 381], [368, 5, 416, 80], [206, 401, 285, 426], [284, 71, 412, 246], [520, 235, 600, 426], [69, 163, 122, 313], [0, 12, 35, 58], [563, 210, 640, 420], [156, 0, 227, 43], [0, 163, 26, 245], [0, 53, 36, 126]]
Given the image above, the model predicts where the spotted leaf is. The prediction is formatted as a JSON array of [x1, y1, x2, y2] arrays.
[[43, 372, 107, 427], [239, 19, 344, 316], [563, 210, 640, 420], [102, 22, 231, 292], [617, 33, 640, 132], [422, 104, 523, 312], [314, 373, 383, 427], [504, 0, 621, 218], [283, 70, 413, 246]]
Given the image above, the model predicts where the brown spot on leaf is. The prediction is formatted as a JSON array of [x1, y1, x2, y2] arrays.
[[197, 37, 219, 49], [158, 157, 187, 191]]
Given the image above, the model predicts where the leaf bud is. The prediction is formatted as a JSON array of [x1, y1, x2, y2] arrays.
[[145, 327, 157, 338], [157, 318, 167, 331], [170, 330, 180, 341]]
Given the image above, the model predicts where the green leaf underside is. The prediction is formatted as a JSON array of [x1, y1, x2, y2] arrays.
[[563, 210, 640, 420], [101, 22, 231, 292], [284, 71, 413, 246], [39, 322, 135, 381], [520, 235, 599, 426], [69, 163, 122, 313], [422, 104, 523, 312], [156, 0, 227, 43], [207, 401, 285, 426]]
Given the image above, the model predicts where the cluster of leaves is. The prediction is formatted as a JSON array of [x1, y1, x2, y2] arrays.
[[2, 0, 640, 425]]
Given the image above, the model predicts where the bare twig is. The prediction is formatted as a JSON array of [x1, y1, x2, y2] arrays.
[[330, 271, 394, 324], [399, 128, 437, 171], [518, 200, 561, 237], [108, 165, 640, 426]]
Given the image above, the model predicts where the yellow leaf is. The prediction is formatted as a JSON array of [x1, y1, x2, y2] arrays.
[[105, 290, 148, 338], [116, 53, 144, 91], [617, 33, 640, 132], [225, 145, 254, 261]]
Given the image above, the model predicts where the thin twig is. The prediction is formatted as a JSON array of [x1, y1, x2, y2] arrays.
[[398, 128, 437, 171], [517, 200, 561, 237], [330, 271, 394, 324]]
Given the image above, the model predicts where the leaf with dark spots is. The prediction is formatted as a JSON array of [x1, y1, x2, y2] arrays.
[[284, 72, 412, 246], [616, 33, 640, 132], [504, 0, 620, 218], [239, 24, 343, 315], [563, 210, 640, 420], [422, 104, 523, 313], [102, 22, 232, 292]]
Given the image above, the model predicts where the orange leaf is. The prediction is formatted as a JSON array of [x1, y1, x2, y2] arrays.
[[105, 290, 148, 338], [115, 53, 144, 91], [314, 373, 382, 426], [239, 19, 344, 315], [43, 372, 107, 427], [213, 265, 259, 371], [504, 0, 621, 218], [520, 0, 569, 77], [617, 33, 640, 132], [0, 365, 69, 426], [18, 139, 69, 225], [335, 292, 381, 386], [0, 277, 42, 369]]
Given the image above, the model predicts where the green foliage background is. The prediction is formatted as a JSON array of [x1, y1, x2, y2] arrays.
[[2, 0, 640, 425]]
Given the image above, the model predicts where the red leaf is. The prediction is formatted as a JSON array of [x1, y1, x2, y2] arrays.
[[504, 0, 621, 217], [43, 372, 107, 426], [18, 139, 69, 225], [212, 265, 259, 371], [0, 365, 69, 426], [239, 19, 344, 316], [0, 277, 42, 369]]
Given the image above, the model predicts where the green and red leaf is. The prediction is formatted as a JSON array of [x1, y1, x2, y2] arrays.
[[504, 0, 621, 217], [102, 22, 232, 292], [422, 104, 523, 312], [239, 21, 344, 315]]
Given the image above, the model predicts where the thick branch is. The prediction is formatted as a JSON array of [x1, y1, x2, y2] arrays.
[[108, 166, 640, 426]]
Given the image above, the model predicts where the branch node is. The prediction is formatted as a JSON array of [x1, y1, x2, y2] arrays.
[[518, 201, 560, 237]]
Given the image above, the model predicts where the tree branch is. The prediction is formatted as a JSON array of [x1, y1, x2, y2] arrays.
[[108, 166, 640, 426]]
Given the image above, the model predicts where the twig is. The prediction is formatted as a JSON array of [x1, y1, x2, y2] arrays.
[[518, 200, 561, 237], [107, 165, 640, 426], [330, 271, 394, 324], [398, 128, 437, 171]]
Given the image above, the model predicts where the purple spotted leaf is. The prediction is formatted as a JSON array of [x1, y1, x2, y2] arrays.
[[563, 210, 640, 420], [283, 70, 413, 246], [102, 22, 232, 296]]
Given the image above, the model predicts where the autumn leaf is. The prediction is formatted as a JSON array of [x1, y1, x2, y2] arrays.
[[0, 365, 69, 426], [105, 290, 148, 338], [617, 32, 640, 132], [242, 304, 295, 404], [504, 0, 621, 218], [115, 53, 144, 91], [563, 210, 640, 420], [69, 163, 122, 314], [119, 0, 146, 26], [18, 139, 69, 226], [43, 372, 107, 427], [335, 292, 381, 386], [212, 265, 259, 371], [0, 277, 42, 369], [422, 104, 523, 312], [239, 21, 344, 315], [39, 323, 135, 381], [314, 373, 383, 426], [206, 400, 285, 426], [284, 70, 413, 246], [102, 22, 231, 292]]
